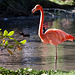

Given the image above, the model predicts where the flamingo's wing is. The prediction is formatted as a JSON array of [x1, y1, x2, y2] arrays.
[[56, 29, 75, 42], [45, 29, 74, 45]]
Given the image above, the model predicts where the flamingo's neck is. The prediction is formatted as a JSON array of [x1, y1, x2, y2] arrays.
[[39, 8, 44, 37]]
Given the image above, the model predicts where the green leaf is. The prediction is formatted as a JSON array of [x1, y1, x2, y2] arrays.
[[9, 37, 14, 39], [3, 30, 8, 36], [5, 41, 8, 46], [14, 39, 19, 45], [0, 43, 3, 46], [0, 67, 3, 70], [8, 45, 14, 48], [0, 32, 2, 35], [20, 40, 26, 44], [8, 31, 14, 36]]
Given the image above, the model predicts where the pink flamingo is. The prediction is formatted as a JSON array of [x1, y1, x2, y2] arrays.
[[32, 4, 75, 70]]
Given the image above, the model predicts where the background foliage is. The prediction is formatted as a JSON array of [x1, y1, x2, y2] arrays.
[[0, 0, 74, 17]]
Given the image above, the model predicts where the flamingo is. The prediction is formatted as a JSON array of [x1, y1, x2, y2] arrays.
[[32, 4, 75, 70]]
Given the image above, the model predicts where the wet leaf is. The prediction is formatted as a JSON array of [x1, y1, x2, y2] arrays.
[[7, 49, 13, 55], [3, 30, 8, 36], [20, 40, 26, 44], [8, 31, 14, 36], [5, 41, 8, 46]]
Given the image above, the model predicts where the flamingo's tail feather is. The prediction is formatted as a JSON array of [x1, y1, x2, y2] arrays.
[[67, 34, 75, 41]]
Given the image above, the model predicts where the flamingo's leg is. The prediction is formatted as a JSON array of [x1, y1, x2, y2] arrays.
[[55, 45, 57, 70]]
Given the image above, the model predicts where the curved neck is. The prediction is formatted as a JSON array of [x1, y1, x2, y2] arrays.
[[39, 8, 44, 36]]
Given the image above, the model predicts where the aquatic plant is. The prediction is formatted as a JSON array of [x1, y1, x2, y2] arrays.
[[0, 29, 26, 55]]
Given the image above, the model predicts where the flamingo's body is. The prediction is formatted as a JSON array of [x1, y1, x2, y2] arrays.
[[41, 29, 74, 45], [32, 4, 75, 70]]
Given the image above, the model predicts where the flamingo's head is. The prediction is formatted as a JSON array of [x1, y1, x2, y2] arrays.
[[32, 4, 42, 13]]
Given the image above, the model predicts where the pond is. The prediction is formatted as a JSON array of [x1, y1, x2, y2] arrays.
[[0, 13, 75, 71]]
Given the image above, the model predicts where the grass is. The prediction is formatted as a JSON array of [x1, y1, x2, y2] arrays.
[[0, 67, 75, 75]]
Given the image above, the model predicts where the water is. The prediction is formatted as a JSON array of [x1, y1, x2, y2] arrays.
[[0, 14, 75, 71]]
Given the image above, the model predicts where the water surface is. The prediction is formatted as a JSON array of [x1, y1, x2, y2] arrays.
[[0, 14, 75, 71]]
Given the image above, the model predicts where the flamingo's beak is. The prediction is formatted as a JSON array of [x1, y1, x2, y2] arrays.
[[32, 7, 36, 13]]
